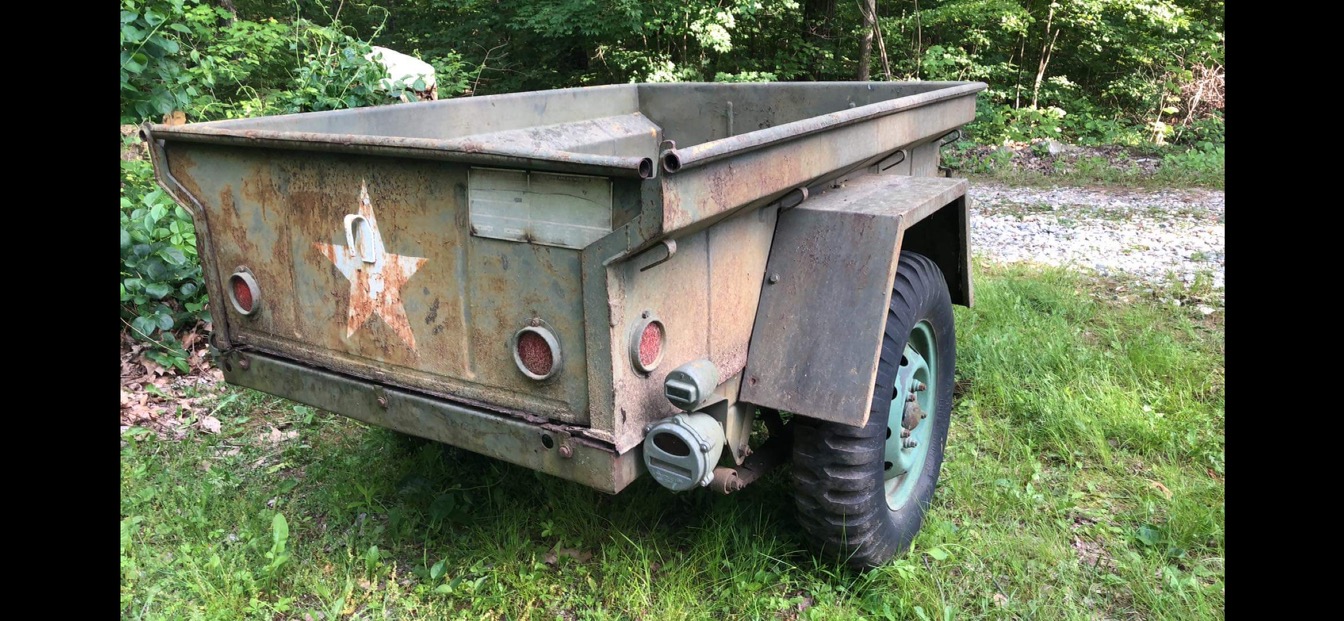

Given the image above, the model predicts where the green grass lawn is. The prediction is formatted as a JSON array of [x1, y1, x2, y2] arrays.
[[120, 263, 1225, 620], [949, 146, 1226, 191]]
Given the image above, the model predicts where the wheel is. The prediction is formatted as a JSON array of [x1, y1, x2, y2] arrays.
[[791, 251, 956, 570]]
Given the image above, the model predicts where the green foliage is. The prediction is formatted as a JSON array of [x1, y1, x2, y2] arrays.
[[263, 513, 291, 578], [120, 0, 199, 123], [119, 0, 437, 124], [268, 19, 398, 112], [120, 146, 207, 371]]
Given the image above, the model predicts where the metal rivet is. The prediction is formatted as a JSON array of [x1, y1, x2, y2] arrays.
[[559, 445, 573, 459], [768, 273, 780, 284], [642, 310, 650, 319], [700, 443, 710, 453], [377, 396, 388, 409], [237, 356, 250, 370]]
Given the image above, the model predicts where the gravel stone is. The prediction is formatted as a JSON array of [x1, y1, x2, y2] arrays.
[[969, 183, 1224, 290]]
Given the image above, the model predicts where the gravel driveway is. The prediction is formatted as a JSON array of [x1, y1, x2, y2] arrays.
[[970, 183, 1224, 292]]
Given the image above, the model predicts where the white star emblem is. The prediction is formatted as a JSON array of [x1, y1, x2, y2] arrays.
[[314, 180, 428, 352]]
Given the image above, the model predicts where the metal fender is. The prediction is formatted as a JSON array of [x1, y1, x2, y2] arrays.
[[740, 174, 970, 427]]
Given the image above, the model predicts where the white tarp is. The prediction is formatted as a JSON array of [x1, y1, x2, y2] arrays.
[[365, 46, 436, 91]]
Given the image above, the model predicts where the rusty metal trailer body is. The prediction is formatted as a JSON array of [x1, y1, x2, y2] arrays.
[[147, 81, 985, 566]]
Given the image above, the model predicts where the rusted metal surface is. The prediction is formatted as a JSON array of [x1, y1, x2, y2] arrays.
[[656, 95, 977, 236], [151, 85, 657, 179], [147, 80, 985, 492], [602, 204, 777, 454], [158, 144, 595, 424], [223, 349, 642, 493], [741, 176, 967, 427], [656, 82, 983, 173], [709, 408, 791, 495]]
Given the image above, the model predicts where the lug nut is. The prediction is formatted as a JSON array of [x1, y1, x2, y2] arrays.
[[911, 381, 926, 392], [907, 394, 917, 402], [903, 439, 918, 449], [900, 429, 911, 438]]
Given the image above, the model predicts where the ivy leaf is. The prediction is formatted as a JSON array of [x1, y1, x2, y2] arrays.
[[159, 246, 187, 266], [1136, 524, 1162, 547], [144, 282, 174, 300], [131, 315, 159, 338]]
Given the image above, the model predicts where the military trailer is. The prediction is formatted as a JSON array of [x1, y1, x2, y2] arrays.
[[145, 81, 986, 569]]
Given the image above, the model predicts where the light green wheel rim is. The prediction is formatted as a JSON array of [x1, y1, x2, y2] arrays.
[[884, 320, 937, 511]]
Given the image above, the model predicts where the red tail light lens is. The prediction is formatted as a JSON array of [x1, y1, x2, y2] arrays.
[[513, 325, 561, 380], [630, 313, 665, 374], [228, 271, 260, 316]]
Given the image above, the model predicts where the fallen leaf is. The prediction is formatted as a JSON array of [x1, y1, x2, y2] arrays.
[[993, 593, 1008, 607], [198, 415, 222, 434], [1147, 479, 1172, 500]]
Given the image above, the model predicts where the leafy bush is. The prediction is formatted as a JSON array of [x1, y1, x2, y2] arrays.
[[120, 0, 200, 123], [120, 146, 208, 371]]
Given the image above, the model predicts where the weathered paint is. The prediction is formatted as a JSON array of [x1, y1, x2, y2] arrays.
[[222, 349, 642, 494], [162, 146, 592, 424], [602, 203, 778, 454], [741, 176, 968, 427], [468, 168, 614, 250], [315, 180, 428, 350], [147, 81, 985, 491]]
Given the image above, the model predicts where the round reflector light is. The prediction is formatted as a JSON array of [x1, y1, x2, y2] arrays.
[[228, 270, 260, 316], [630, 313, 666, 374], [513, 325, 561, 380]]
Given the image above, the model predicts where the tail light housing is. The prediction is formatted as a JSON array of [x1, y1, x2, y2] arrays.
[[512, 323, 561, 380], [228, 270, 260, 316], [630, 312, 665, 374]]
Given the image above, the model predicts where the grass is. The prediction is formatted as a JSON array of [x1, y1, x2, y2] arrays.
[[946, 145, 1225, 190], [120, 262, 1225, 619]]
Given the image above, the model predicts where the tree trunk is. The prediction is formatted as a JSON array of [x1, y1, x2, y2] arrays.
[[857, 0, 876, 80], [215, 0, 236, 25], [913, 0, 922, 78], [803, 0, 837, 80], [1031, 3, 1058, 109]]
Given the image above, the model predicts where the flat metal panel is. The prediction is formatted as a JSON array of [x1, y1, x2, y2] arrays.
[[602, 204, 779, 454], [223, 350, 642, 494], [469, 168, 613, 249], [165, 146, 591, 424], [740, 175, 967, 427]]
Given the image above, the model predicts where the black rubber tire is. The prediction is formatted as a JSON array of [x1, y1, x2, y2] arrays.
[[791, 251, 956, 570]]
